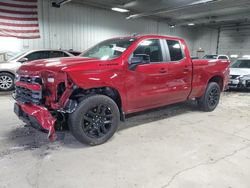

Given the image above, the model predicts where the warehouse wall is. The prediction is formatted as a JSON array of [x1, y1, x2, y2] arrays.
[[190, 27, 219, 58], [218, 24, 250, 57], [0, 0, 194, 54]]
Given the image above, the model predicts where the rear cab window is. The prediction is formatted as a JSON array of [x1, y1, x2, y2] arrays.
[[166, 40, 184, 62]]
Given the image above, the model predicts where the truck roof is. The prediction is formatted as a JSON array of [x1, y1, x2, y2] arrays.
[[110, 34, 184, 41]]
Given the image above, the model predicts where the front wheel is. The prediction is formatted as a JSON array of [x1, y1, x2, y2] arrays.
[[68, 95, 120, 146], [197, 82, 221, 112]]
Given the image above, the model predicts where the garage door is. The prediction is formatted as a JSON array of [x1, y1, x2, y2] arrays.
[[218, 24, 250, 57]]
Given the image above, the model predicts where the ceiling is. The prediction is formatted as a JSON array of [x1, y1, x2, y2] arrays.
[[72, 0, 250, 27]]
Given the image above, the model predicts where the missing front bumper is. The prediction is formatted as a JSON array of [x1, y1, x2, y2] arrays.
[[14, 103, 57, 141]]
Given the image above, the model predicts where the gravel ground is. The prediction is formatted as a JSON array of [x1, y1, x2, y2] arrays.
[[0, 91, 250, 188]]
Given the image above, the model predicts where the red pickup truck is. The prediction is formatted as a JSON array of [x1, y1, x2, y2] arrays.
[[14, 35, 229, 145]]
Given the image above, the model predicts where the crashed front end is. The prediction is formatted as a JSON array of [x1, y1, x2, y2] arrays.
[[13, 70, 75, 141], [228, 74, 250, 89]]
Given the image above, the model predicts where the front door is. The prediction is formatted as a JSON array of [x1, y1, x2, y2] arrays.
[[126, 39, 170, 111]]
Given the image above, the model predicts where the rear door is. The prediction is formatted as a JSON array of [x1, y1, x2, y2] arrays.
[[126, 38, 171, 110], [161, 39, 192, 103]]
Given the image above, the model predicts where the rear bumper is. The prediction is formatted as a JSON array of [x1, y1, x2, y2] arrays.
[[14, 102, 57, 140]]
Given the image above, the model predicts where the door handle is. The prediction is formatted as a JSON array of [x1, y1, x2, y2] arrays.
[[159, 68, 167, 73], [183, 66, 191, 73]]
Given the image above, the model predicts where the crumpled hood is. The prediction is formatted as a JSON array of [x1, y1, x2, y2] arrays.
[[17, 57, 101, 75], [230, 68, 250, 76]]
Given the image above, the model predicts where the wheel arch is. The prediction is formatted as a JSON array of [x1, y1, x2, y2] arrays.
[[0, 71, 15, 78], [70, 86, 125, 121], [208, 75, 224, 91]]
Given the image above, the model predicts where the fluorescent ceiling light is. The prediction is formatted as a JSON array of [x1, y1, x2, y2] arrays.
[[190, 0, 217, 5], [242, 55, 250, 58], [188, 23, 195, 26], [140, 41, 152, 46], [111, 7, 130, 13], [230, 55, 238, 58]]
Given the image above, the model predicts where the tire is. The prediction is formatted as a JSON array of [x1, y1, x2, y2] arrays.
[[197, 82, 221, 112], [68, 95, 120, 146], [0, 72, 15, 91]]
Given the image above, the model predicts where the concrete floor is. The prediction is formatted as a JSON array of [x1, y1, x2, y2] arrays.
[[0, 92, 250, 188]]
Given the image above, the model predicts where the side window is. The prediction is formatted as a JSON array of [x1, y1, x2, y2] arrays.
[[133, 39, 163, 63], [49, 51, 69, 58], [25, 51, 49, 61], [166, 40, 184, 61]]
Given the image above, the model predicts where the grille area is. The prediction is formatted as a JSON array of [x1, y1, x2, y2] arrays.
[[20, 76, 42, 84], [15, 86, 42, 104]]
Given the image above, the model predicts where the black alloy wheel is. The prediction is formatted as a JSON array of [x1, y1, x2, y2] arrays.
[[82, 104, 113, 139], [207, 87, 220, 108], [197, 82, 221, 112], [69, 95, 120, 146]]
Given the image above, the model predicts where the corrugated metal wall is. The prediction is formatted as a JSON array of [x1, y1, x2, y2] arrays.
[[191, 27, 218, 57], [13, 0, 194, 52], [218, 24, 250, 57]]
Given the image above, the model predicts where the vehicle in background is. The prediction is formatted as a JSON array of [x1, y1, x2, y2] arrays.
[[67, 49, 82, 56], [14, 35, 229, 145], [191, 56, 199, 59], [203, 54, 230, 60], [228, 58, 250, 89], [0, 51, 16, 62], [0, 50, 73, 91]]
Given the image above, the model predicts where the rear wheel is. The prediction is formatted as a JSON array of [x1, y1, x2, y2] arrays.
[[197, 82, 221, 112], [68, 95, 120, 146], [0, 72, 15, 91]]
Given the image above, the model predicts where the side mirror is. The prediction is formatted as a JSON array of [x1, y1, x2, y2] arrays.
[[129, 54, 150, 70], [18, 57, 28, 63]]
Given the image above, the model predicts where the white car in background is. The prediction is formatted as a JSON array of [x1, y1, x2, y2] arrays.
[[0, 49, 73, 91], [203, 54, 230, 60], [229, 58, 250, 89]]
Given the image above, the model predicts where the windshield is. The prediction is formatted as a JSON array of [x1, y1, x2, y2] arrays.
[[81, 38, 136, 60], [8, 51, 27, 61], [231, 60, 250, 68], [203, 55, 217, 59]]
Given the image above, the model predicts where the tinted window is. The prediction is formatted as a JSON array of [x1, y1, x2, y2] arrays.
[[133, 39, 163, 62], [25, 51, 49, 61], [50, 51, 69, 58], [167, 40, 184, 61], [231, 60, 250, 68]]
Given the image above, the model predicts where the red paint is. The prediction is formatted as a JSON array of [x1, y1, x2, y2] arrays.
[[15, 81, 41, 91], [15, 35, 229, 137], [0, 15, 38, 21], [17, 103, 56, 140], [0, 22, 39, 27], [0, 2, 37, 9]]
